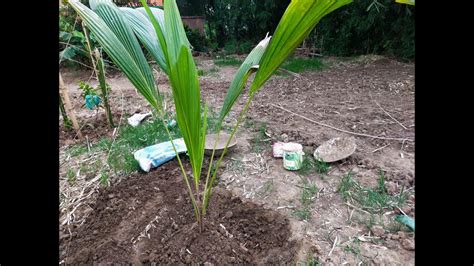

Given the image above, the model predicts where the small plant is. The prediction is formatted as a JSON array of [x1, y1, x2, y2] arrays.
[[250, 122, 269, 153], [68, 144, 88, 157], [298, 155, 316, 176], [315, 159, 330, 175], [70, 0, 352, 231], [299, 153, 330, 177], [338, 170, 410, 214], [343, 243, 361, 255], [79, 81, 102, 110], [293, 177, 318, 221], [100, 172, 109, 186], [300, 250, 322, 266], [79, 49, 115, 128], [66, 169, 76, 183]]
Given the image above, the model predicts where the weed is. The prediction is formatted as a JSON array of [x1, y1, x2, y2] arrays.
[[343, 243, 361, 255], [298, 151, 330, 178], [250, 122, 268, 153], [338, 171, 357, 200], [301, 181, 318, 206], [338, 171, 408, 232], [298, 155, 316, 176], [118, 114, 181, 150], [299, 250, 322, 266], [293, 207, 312, 221], [68, 144, 88, 157], [100, 172, 109, 186], [66, 169, 76, 183], [315, 159, 329, 175], [243, 117, 256, 129], [293, 177, 318, 221], [226, 157, 244, 172], [338, 170, 411, 214], [209, 67, 219, 75]]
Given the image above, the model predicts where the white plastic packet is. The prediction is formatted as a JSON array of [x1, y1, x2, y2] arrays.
[[127, 112, 152, 127]]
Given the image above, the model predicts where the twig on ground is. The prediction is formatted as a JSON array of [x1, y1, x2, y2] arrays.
[[271, 104, 413, 142], [371, 144, 390, 153], [328, 235, 338, 257]]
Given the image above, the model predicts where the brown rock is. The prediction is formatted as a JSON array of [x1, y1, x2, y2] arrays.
[[385, 181, 398, 194], [371, 225, 385, 237], [184, 255, 192, 264], [225, 211, 233, 219], [402, 238, 415, 251]]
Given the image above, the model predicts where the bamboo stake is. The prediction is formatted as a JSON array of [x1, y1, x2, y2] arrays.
[[59, 72, 83, 140]]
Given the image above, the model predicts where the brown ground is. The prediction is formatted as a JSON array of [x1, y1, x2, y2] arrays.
[[63, 159, 297, 265], [60, 55, 415, 265]]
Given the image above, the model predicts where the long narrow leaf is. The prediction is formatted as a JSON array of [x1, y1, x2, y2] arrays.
[[69, 0, 161, 110], [137, 6, 191, 50], [139, 1, 170, 70], [157, 0, 205, 185], [120, 7, 168, 74], [218, 35, 271, 122], [137, 7, 166, 35], [89, 0, 161, 105], [250, 0, 352, 93]]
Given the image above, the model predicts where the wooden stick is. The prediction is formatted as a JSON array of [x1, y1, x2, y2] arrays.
[[372, 144, 390, 153], [328, 235, 338, 257], [372, 98, 408, 130], [271, 104, 413, 142], [82, 22, 98, 81], [59, 72, 83, 140], [345, 202, 371, 215], [277, 68, 302, 78]]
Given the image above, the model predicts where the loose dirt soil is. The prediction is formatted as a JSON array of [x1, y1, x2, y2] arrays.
[[62, 159, 298, 265]]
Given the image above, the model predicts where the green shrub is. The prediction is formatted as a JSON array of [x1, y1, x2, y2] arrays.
[[310, 0, 414, 60]]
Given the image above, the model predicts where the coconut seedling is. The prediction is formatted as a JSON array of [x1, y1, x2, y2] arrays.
[[68, 0, 352, 230]]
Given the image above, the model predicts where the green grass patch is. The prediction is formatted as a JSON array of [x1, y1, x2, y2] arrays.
[[197, 67, 219, 77], [299, 250, 322, 266], [249, 122, 269, 153], [298, 153, 330, 177], [293, 177, 318, 221], [66, 169, 76, 183], [338, 170, 409, 214], [214, 57, 243, 67], [281, 57, 326, 73]]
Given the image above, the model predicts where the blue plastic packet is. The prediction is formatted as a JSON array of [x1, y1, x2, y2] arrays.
[[85, 95, 101, 109], [133, 138, 187, 172], [395, 214, 415, 231]]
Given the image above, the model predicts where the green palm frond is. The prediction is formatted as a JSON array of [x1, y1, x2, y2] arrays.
[[69, 0, 161, 110]]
